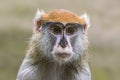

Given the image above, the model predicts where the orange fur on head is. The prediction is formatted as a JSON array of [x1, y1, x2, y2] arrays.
[[41, 9, 85, 25]]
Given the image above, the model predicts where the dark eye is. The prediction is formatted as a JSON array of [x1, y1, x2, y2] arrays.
[[50, 23, 62, 34], [66, 27, 77, 35]]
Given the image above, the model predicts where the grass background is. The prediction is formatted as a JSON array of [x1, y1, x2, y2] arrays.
[[0, 0, 120, 80]]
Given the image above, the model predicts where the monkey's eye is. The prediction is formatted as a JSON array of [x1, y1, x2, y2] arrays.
[[66, 26, 77, 35], [50, 24, 62, 35]]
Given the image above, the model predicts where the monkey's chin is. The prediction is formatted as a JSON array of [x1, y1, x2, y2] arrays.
[[54, 53, 72, 63]]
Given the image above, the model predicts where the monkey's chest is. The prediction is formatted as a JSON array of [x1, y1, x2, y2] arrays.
[[37, 66, 75, 80]]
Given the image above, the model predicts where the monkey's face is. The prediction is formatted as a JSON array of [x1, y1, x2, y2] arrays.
[[33, 9, 90, 63], [40, 21, 85, 63]]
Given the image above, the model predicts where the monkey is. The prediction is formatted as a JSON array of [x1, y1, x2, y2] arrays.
[[16, 9, 91, 80]]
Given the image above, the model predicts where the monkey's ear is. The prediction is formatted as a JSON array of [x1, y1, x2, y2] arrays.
[[80, 13, 90, 31], [33, 9, 45, 33]]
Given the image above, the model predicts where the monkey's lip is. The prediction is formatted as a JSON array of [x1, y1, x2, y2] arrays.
[[55, 53, 71, 58]]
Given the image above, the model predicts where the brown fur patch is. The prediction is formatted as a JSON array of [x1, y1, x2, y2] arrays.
[[42, 9, 85, 25]]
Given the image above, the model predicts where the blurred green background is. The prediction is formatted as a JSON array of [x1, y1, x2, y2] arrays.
[[0, 0, 120, 80]]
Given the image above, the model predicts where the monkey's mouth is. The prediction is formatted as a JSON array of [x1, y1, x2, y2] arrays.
[[55, 53, 71, 59]]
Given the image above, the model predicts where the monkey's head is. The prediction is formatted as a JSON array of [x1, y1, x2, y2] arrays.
[[33, 9, 90, 64]]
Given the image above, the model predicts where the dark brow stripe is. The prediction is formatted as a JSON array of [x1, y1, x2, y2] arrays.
[[41, 21, 84, 28]]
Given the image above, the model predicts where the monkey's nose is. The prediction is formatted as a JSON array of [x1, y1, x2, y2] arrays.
[[59, 38, 68, 48]]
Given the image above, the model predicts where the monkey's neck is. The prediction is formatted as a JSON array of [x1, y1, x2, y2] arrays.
[[31, 56, 82, 80], [26, 48, 88, 80]]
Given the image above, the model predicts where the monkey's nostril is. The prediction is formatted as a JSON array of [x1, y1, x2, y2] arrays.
[[59, 39, 68, 48]]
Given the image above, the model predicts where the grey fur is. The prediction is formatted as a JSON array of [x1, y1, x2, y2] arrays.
[[16, 24, 91, 80]]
